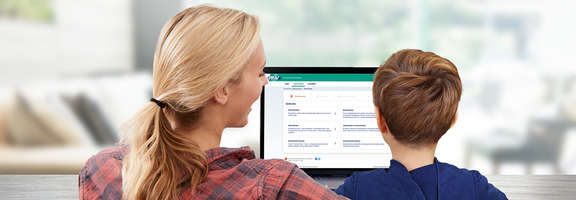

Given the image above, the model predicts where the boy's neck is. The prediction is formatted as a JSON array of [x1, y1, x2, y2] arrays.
[[389, 142, 437, 172]]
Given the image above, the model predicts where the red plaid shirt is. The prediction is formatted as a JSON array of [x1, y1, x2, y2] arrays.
[[79, 146, 347, 199]]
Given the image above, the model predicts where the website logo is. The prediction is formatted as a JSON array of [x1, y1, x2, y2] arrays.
[[267, 74, 280, 81]]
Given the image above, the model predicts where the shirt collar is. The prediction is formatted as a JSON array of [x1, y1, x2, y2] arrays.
[[388, 157, 439, 177], [204, 146, 255, 170]]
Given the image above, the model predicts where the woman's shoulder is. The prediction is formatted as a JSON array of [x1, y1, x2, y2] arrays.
[[94, 145, 126, 159], [84, 145, 127, 168], [246, 158, 295, 166], [80, 145, 126, 179], [79, 145, 125, 200], [235, 158, 298, 175]]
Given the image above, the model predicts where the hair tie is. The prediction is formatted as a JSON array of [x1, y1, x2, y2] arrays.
[[150, 98, 166, 109]]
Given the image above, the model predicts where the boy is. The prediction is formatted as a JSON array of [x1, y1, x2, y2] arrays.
[[334, 49, 507, 200]]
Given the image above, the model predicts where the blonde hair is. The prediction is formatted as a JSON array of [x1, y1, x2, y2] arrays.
[[121, 5, 260, 200]]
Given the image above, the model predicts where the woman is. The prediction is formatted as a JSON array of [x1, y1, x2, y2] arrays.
[[78, 5, 345, 200]]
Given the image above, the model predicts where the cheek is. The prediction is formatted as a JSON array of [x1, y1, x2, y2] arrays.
[[234, 80, 261, 110], [246, 79, 262, 102], [253, 81, 263, 99]]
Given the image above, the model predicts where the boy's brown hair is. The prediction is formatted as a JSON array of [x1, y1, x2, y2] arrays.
[[373, 49, 462, 145]]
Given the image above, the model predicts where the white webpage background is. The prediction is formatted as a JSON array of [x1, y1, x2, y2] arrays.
[[264, 81, 391, 168]]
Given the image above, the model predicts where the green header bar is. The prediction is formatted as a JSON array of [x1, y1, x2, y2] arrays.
[[267, 74, 373, 81]]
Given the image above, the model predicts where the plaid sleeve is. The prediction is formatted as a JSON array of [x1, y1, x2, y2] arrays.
[[262, 160, 349, 200], [79, 147, 124, 200]]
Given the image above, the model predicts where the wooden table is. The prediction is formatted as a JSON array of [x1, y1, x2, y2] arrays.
[[0, 175, 77, 200], [1, 175, 575, 199]]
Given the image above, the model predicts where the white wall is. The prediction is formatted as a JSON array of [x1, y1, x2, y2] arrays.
[[0, 0, 133, 84]]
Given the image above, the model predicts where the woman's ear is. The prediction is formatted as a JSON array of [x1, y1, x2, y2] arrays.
[[374, 107, 389, 134], [213, 85, 230, 105]]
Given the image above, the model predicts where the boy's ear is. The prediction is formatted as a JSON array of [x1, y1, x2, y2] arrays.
[[374, 107, 389, 134], [450, 112, 458, 128], [213, 84, 230, 105]]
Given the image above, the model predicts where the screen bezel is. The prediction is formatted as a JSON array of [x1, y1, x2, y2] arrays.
[[259, 67, 381, 176]]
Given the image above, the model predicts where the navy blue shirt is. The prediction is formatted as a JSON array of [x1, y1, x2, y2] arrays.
[[334, 158, 507, 200]]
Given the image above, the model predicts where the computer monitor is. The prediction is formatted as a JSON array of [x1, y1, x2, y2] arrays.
[[260, 67, 392, 176]]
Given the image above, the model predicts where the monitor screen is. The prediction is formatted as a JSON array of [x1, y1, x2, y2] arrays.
[[261, 68, 392, 170]]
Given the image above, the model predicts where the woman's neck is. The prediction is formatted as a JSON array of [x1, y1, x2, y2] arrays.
[[188, 125, 223, 152], [389, 142, 437, 171], [178, 107, 225, 152]]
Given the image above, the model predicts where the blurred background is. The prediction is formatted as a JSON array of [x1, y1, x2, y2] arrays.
[[0, 0, 575, 175]]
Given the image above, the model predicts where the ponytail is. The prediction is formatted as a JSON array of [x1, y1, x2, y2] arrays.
[[122, 102, 207, 200]]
